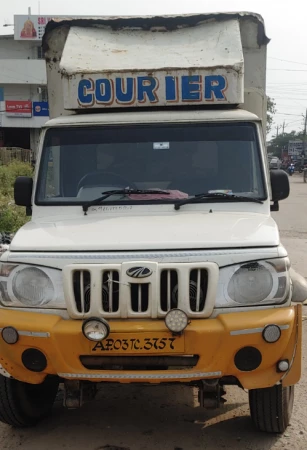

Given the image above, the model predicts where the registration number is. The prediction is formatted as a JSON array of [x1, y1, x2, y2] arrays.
[[91, 333, 184, 353]]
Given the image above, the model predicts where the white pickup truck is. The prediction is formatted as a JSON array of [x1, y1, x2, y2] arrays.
[[0, 12, 302, 433]]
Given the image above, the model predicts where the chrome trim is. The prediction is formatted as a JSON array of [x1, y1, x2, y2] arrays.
[[58, 371, 222, 380], [8, 248, 278, 261], [0, 328, 50, 338], [230, 324, 290, 336]]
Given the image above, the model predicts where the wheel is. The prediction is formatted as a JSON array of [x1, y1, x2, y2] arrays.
[[0, 375, 59, 427], [249, 384, 294, 433]]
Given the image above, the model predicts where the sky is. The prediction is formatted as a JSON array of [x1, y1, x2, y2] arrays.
[[1, 0, 307, 139]]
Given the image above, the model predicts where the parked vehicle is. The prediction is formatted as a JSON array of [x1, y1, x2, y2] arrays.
[[269, 157, 282, 170], [0, 13, 302, 433]]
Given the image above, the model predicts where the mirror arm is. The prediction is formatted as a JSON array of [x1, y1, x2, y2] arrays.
[[270, 201, 279, 212], [26, 206, 32, 217]]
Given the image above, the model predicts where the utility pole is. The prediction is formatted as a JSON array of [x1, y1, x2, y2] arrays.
[[303, 109, 307, 158], [282, 120, 286, 135], [276, 125, 281, 137]]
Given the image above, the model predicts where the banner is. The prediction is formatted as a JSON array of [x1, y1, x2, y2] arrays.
[[5, 101, 32, 118]]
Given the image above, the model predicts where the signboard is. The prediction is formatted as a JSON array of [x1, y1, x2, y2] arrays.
[[5, 101, 32, 118], [65, 71, 242, 110], [288, 140, 304, 159], [14, 15, 88, 41], [14, 15, 54, 41], [33, 101, 49, 117]]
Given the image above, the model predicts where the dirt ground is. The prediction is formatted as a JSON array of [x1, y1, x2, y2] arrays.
[[0, 175, 306, 450]]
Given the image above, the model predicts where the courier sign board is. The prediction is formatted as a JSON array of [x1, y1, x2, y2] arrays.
[[5, 101, 32, 118], [66, 71, 241, 110]]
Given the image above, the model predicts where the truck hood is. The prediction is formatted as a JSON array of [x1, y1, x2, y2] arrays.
[[10, 212, 279, 252]]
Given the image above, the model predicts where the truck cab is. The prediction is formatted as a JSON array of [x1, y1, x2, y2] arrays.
[[0, 12, 301, 432]]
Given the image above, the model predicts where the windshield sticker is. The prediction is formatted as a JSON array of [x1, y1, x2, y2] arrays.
[[153, 142, 170, 150], [90, 205, 133, 213], [209, 190, 233, 194]]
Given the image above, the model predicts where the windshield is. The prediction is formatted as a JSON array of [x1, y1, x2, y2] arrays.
[[36, 123, 266, 205]]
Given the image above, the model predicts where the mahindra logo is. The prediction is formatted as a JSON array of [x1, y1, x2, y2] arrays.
[[126, 267, 152, 278]]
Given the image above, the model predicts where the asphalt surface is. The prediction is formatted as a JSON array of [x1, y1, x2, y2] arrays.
[[0, 174, 306, 450]]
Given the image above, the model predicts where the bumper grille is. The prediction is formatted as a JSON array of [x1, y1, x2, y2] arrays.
[[80, 355, 199, 370], [64, 262, 219, 319]]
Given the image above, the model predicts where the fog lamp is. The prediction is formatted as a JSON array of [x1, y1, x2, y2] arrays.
[[262, 324, 281, 343], [82, 318, 110, 342], [2, 327, 19, 344], [277, 360, 289, 373], [165, 309, 188, 334]]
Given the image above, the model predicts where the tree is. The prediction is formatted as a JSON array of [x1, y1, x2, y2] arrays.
[[0, 161, 33, 233], [267, 97, 276, 135]]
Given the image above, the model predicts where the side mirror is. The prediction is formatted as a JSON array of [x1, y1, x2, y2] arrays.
[[270, 170, 290, 211], [14, 177, 33, 215]]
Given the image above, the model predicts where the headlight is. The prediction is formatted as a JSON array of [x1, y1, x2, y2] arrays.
[[0, 263, 65, 308], [216, 258, 290, 308]]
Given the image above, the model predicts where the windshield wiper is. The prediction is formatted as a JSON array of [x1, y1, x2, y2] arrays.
[[82, 189, 170, 215], [174, 192, 263, 210]]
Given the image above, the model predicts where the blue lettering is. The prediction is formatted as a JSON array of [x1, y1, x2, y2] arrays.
[[137, 77, 158, 103], [204, 75, 227, 101], [165, 76, 178, 102], [182, 75, 201, 101], [95, 79, 113, 104], [78, 79, 94, 105], [115, 78, 135, 104]]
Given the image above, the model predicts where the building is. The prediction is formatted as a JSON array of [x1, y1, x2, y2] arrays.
[[0, 33, 48, 154], [0, 13, 54, 155]]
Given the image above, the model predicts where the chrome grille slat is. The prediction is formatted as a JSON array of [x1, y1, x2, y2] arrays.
[[196, 269, 201, 312], [64, 262, 219, 319], [80, 270, 85, 313], [167, 270, 171, 311]]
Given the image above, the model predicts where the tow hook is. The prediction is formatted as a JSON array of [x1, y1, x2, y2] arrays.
[[63, 380, 97, 409], [198, 379, 227, 409]]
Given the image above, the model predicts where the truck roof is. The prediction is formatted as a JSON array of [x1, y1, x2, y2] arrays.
[[43, 12, 268, 44], [43, 109, 261, 128]]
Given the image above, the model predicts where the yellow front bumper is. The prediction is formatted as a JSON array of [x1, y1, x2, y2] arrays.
[[0, 305, 302, 389]]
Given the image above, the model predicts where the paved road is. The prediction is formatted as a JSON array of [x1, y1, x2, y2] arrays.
[[0, 175, 306, 450]]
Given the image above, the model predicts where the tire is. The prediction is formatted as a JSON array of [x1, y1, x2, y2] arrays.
[[0, 375, 59, 427], [249, 384, 294, 433]]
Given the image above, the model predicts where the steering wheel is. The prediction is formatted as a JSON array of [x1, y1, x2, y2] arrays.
[[77, 171, 137, 192]]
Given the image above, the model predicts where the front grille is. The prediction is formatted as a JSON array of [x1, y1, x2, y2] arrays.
[[80, 355, 199, 370], [64, 262, 219, 319]]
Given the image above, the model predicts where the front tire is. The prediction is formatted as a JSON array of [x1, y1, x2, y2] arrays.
[[0, 375, 59, 427], [249, 384, 294, 433]]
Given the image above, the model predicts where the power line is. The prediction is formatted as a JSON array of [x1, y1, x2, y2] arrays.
[[268, 57, 307, 66], [275, 112, 303, 116], [268, 68, 307, 72]]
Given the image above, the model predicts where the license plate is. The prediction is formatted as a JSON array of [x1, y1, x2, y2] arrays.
[[90, 332, 185, 353]]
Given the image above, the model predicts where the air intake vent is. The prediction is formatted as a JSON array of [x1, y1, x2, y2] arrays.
[[189, 269, 208, 312], [131, 284, 149, 312], [73, 270, 91, 313], [102, 271, 120, 313], [160, 270, 178, 312]]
